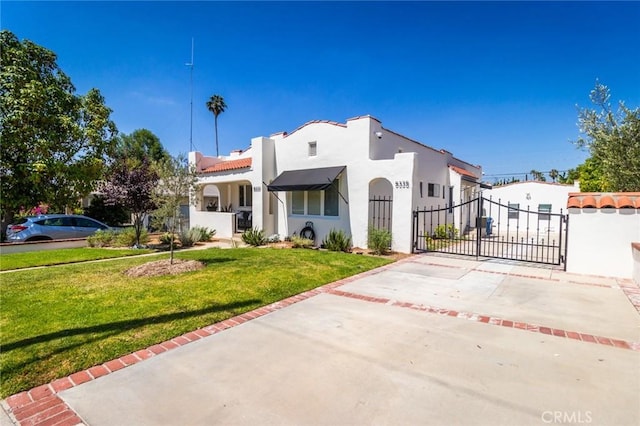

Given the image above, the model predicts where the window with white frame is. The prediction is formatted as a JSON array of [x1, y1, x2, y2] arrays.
[[290, 180, 339, 217], [239, 184, 253, 207], [508, 203, 519, 219], [428, 183, 440, 197], [538, 204, 551, 221], [308, 141, 317, 157]]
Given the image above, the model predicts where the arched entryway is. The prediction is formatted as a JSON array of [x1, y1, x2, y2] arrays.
[[368, 178, 393, 232]]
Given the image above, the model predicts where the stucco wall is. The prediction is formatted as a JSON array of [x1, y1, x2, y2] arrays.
[[566, 208, 640, 278]]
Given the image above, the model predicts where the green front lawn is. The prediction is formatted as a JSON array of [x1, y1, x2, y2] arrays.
[[0, 247, 154, 271], [0, 248, 392, 397]]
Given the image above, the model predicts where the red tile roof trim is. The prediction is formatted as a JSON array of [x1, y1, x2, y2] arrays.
[[567, 192, 640, 209], [449, 165, 478, 180], [201, 158, 252, 174]]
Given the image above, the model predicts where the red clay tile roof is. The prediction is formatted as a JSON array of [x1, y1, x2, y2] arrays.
[[566, 192, 640, 209], [449, 165, 478, 180], [201, 158, 252, 173]]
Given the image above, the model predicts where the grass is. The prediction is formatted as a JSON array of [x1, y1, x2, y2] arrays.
[[0, 247, 392, 397], [0, 247, 154, 271]]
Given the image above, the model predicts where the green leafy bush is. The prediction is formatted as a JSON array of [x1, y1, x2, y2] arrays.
[[433, 224, 458, 239], [291, 235, 314, 249], [322, 229, 352, 252], [116, 227, 149, 247], [87, 230, 118, 247], [368, 226, 392, 255], [242, 227, 267, 246], [190, 226, 216, 242]]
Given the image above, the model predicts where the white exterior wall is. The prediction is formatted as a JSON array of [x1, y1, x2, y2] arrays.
[[190, 116, 482, 253], [566, 208, 640, 278], [485, 181, 579, 231]]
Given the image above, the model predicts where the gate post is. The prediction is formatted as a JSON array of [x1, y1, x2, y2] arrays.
[[475, 196, 483, 259]]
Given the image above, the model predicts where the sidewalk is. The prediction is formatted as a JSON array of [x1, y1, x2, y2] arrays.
[[3, 254, 639, 425]]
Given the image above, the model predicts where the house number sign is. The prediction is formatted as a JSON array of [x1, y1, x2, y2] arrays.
[[395, 181, 410, 189]]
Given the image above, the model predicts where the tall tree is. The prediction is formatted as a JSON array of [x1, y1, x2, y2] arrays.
[[529, 170, 546, 182], [115, 129, 169, 166], [0, 30, 117, 230], [153, 154, 198, 263], [574, 81, 640, 191], [548, 169, 559, 183], [100, 159, 158, 247], [206, 94, 227, 157]]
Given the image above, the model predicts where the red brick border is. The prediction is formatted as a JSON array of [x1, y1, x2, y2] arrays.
[[4, 253, 638, 425], [326, 288, 640, 352]]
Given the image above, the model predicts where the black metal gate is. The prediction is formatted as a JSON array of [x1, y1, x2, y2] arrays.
[[412, 196, 568, 268], [369, 195, 393, 231]]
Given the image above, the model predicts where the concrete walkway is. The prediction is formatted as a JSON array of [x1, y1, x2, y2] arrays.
[[3, 254, 639, 425]]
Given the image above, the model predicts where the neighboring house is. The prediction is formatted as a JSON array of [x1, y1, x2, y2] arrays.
[[189, 115, 483, 253], [484, 180, 580, 232]]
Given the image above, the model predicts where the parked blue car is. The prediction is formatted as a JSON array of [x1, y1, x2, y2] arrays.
[[6, 214, 110, 242]]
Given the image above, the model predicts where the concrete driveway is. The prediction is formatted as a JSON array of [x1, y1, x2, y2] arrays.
[[3, 254, 640, 425]]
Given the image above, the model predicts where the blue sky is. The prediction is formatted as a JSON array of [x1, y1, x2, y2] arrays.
[[3, 1, 639, 181]]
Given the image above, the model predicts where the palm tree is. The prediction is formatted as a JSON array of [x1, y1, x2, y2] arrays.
[[549, 169, 559, 182], [206, 94, 227, 157]]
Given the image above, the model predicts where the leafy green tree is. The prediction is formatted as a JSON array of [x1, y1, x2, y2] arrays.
[[206, 94, 227, 157], [0, 30, 117, 230], [563, 157, 605, 192], [152, 154, 198, 263], [574, 81, 640, 191], [115, 128, 169, 166]]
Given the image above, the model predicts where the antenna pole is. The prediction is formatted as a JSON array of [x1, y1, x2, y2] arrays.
[[186, 38, 194, 152]]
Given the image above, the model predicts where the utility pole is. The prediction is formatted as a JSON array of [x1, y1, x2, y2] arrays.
[[185, 38, 194, 152]]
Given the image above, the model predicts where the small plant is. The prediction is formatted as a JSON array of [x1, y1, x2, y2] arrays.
[[178, 229, 197, 248], [159, 232, 175, 245], [433, 224, 458, 239], [291, 235, 314, 249], [116, 227, 149, 248], [190, 226, 216, 242], [267, 234, 281, 243], [87, 229, 118, 247], [322, 229, 352, 252], [242, 227, 267, 246], [368, 226, 392, 255]]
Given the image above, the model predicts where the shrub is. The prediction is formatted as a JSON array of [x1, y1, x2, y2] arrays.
[[242, 227, 267, 246], [267, 234, 281, 243], [368, 226, 392, 255], [178, 229, 197, 248], [322, 229, 352, 252], [159, 232, 175, 245], [291, 235, 314, 249], [433, 224, 458, 239], [115, 227, 149, 247], [87, 229, 118, 247], [190, 226, 216, 242]]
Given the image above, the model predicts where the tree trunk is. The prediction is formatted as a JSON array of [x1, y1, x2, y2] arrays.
[[215, 115, 219, 157]]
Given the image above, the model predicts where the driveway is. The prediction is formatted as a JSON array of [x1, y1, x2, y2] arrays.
[[3, 254, 640, 425]]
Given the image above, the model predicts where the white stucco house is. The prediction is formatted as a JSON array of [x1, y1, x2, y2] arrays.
[[189, 115, 483, 253], [484, 180, 580, 232]]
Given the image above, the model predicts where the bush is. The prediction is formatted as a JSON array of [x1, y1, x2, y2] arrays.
[[433, 224, 458, 239], [87, 229, 118, 247], [190, 226, 216, 242], [115, 227, 149, 247], [242, 227, 267, 246], [83, 195, 130, 227], [179, 229, 197, 248], [368, 226, 392, 255], [159, 232, 175, 245], [291, 235, 314, 249], [322, 229, 352, 252], [267, 234, 281, 243]]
